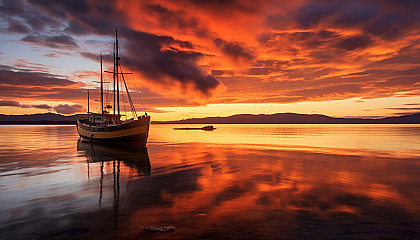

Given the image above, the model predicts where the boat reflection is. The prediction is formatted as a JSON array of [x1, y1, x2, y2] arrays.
[[77, 140, 151, 176], [77, 140, 151, 228]]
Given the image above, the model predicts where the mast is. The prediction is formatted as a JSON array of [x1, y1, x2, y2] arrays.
[[87, 89, 90, 113], [100, 54, 103, 116], [87, 89, 90, 125], [113, 46, 116, 116], [115, 29, 120, 116]]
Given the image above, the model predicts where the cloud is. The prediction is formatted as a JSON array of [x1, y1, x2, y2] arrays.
[[383, 107, 420, 111], [0, 66, 78, 87], [43, 51, 72, 58], [0, 0, 25, 15], [31, 104, 53, 110], [53, 104, 84, 114], [214, 38, 253, 64], [142, 3, 211, 38], [0, 65, 86, 103], [179, 0, 263, 15], [120, 28, 221, 96], [21, 34, 78, 49], [334, 35, 374, 51], [0, 0, 62, 33], [28, 0, 89, 16], [23, 14, 61, 32], [0, 99, 53, 110], [0, 100, 21, 107], [6, 18, 30, 33], [64, 20, 91, 35]]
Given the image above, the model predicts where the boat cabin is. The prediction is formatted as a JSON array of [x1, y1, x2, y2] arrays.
[[84, 113, 122, 126]]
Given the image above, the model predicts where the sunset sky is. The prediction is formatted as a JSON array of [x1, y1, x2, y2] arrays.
[[0, 0, 419, 121]]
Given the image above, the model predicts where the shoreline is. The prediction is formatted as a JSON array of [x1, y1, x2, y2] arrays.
[[1, 121, 419, 125]]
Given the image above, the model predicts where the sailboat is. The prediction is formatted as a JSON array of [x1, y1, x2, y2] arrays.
[[76, 29, 150, 144]]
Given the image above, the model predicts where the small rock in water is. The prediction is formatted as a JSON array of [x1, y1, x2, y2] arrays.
[[194, 213, 208, 217], [141, 226, 176, 233]]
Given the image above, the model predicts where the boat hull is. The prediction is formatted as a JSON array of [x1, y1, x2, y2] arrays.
[[76, 116, 150, 144]]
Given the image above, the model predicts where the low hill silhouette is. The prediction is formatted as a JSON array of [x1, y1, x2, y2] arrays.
[[155, 113, 420, 124], [0, 113, 85, 124], [0, 112, 419, 124]]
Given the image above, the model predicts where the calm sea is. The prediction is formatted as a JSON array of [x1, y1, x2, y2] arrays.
[[0, 124, 419, 239]]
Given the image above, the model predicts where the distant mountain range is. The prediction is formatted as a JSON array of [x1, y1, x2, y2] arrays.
[[156, 112, 420, 124], [0, 113, 84, 124], [0, 112, 419, 124]]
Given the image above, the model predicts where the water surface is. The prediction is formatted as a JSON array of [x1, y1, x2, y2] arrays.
[[0, 124, 419, 239]]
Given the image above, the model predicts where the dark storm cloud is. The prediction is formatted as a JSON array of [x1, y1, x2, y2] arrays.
[[181, 0, 262, 14], [214, 38, 253, 63], [27, 0, 116, 32], [64, 21, 91, 35], [53, 104, 83, 114], [120, 28, 220, 95], [0, 99, 80, 113], [31, 104, 53, 110], [375, 76, 420, 88], [143, 3, 211, 38], [290, 0, 419, 40], [0, 99, 53, 110], [23, 14, 61, 31], [21, 34, 78, 49], [369, 44, 420, 67], [333, 4, 378, 26], [18, 103, 54, 110], [0, 0, 25, 15], [293, 1, 371, 26], [295, 3, 335, 28], [0, 64, 88, 103], [6, 18, 30, 33], [211, 70, 225, 76], [394, 111, 420, 116], [335, 35, 373, 51], [0, 65, 86, 102], [362, 13, 402, 40], [28, 0, 89, 16], [79, 52, 99, 62], [0, 0, 62, 32], [0, 100, 20, 106], [383, 105, 420, 116], [247, 68, 273, 76], [0, 67, 77, 87], [383, 107, 420, 111]]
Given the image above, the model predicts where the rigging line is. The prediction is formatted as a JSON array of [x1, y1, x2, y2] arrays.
[[120, 65, 138, 119], [104, 67, 112, 107], [91, 84, 99, 113], [121, 78, 130, 120], [120, 81, 126, 120], [104, 79, 110, 108], [104, 53, 114, 109], [131, 73, 147, 114], [119, 45, 147, 114]]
